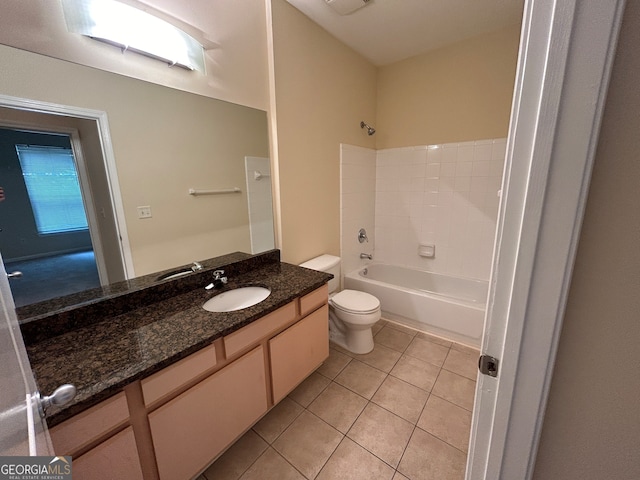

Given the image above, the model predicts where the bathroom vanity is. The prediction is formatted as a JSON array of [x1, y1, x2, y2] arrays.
[[19, 250, 331, 480]]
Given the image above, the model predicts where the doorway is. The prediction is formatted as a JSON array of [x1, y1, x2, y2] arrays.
[[0, 128, 101, 306], [0, 103, 128, 308]]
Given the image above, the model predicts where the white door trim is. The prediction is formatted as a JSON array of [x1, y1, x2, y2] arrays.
[[0, 94, 135, 279], [68, 127, 110, 285], [467, 1, 626, 479]]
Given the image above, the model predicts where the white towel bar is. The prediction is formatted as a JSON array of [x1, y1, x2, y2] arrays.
[[188, 187, 241, 196]]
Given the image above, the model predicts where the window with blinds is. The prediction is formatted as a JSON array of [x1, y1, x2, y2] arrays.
[[15, 145, 89, 235]]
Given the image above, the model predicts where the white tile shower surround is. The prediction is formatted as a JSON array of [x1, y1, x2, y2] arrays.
[[201, 319, 479, 480], [340, 139, 506, 282]]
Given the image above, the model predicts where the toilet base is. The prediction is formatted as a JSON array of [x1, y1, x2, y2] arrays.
[[329, 323, 374, 354]]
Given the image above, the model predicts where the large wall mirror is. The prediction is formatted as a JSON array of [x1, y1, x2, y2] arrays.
[[0, 42, 273, 310]]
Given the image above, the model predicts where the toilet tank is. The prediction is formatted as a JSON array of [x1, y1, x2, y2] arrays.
[[299, 254, 341, 294]]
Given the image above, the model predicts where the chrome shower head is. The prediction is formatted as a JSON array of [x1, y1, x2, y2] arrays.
[[360, 121, 376, 136]]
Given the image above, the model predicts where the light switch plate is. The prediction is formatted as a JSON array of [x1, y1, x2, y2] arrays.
[[137, 206, 152, 219]]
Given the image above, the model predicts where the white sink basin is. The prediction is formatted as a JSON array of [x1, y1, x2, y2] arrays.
[[202, 287, 271, 312]]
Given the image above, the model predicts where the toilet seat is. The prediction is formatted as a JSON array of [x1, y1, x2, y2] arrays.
[[330, 289, 380, 315]]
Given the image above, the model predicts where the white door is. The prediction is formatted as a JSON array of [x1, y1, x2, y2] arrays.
[[467, 0, 626, 478], [0, 251, 54, 456]]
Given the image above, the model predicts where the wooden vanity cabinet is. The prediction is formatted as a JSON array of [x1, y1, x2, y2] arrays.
[[268, 284, 330, 403], [141, 343, 218, 407], [148, 290, 328, 480], [49, 392, 144, 480], [270, 304, 329, 403], [149, 346, 267, 480], [49, 284, 329, 480], [72, 427, 144, 480]]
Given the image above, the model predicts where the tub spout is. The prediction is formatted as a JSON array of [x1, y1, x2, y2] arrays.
[[360, 253, 372, 260]]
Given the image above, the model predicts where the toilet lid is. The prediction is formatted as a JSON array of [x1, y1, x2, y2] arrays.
[[330, 290, 380, 314]]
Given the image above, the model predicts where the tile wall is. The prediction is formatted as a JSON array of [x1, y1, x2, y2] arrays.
[[341, 139, 506, 281]]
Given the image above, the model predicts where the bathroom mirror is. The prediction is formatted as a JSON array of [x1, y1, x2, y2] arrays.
[[0, 19, 274, 312]]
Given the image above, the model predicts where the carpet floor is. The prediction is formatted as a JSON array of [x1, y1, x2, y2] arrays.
[[5, 250, 100, 307]]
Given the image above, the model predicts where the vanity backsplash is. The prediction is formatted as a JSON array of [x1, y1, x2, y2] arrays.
[[19, 249, 281, 345]]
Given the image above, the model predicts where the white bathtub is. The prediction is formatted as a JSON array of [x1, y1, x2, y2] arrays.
[[344, 263, 488, 347]]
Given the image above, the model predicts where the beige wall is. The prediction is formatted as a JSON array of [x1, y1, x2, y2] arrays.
[[1, 0, 521, 275], [533, 2, 640, 478], [376, 25, 520, 149], [0, 0, 269, 111], [0, 45, 269, 276], [270, 4, 519, 264], [270, 0, 377, 265]]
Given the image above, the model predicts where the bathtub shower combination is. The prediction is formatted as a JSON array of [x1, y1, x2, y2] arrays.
[[344, 263, 488, 348]]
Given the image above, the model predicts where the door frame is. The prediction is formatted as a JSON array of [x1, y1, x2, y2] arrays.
[[467, 0, 626, 478], [0, 123, 109, 285], [0, 94, 135, 279]]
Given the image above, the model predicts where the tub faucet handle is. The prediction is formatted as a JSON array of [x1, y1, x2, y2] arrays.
[[358, 228, 368, 243]]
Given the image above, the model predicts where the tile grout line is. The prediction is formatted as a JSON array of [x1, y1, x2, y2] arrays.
[[296, 342, 409, 476], [212, 320, 477, 480], [393, 345, 450, 478], [320, 337, 430, 478]]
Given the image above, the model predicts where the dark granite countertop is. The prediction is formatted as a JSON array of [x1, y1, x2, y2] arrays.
[[23, 251, 331, 427], [17, 251, 255, 326]]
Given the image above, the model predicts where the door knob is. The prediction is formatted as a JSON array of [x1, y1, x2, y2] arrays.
[[36, 384, 77, 417]]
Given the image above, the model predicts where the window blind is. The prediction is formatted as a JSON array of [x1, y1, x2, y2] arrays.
[[15, 145, 89, 235]]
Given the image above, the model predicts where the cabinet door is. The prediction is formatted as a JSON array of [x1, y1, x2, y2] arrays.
[[149, 346, 267, 480], [72, 427, 144, 480], [270, 304, 329, 403], [50, 392, 129, 456]]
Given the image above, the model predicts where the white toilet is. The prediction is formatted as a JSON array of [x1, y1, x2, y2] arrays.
[[300, 254, 381, 354]]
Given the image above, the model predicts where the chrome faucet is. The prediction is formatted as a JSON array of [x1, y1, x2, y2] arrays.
[[360, 253, 373, 260], [205, 270, 228, 290], [212, 270, 228, 288], [191, 261, 203, 272]]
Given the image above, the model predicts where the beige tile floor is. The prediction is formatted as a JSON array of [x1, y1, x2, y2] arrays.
[[199, 320, 479, 480]]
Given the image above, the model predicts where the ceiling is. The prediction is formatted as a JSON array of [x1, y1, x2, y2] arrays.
[[134, 0, 524, 67], [285, 0, 524, 66]]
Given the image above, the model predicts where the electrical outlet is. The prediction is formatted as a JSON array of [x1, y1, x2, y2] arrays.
[[137, 206, 152, 219]]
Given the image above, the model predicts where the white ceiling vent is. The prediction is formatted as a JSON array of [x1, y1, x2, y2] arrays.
[[324, 0, 372, 16]]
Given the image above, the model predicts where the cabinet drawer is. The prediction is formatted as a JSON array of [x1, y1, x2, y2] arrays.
[[142, 343, 217, 406], [299, 284, 328, 317], [224, 301, 296, 357], [149, 346, 268, 480], [270, 304, 329, 403], [50, 392, 129, 456], [72, 427, 143, 480]]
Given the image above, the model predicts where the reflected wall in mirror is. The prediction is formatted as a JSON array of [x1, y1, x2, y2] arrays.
[[0, 43, 273, 309]]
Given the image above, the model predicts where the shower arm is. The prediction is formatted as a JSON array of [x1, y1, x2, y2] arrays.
[[360, 121, 376, 136]]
